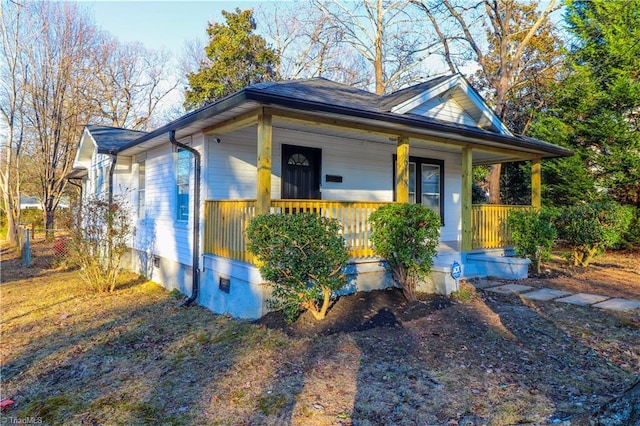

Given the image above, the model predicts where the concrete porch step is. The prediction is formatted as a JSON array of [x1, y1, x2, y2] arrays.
[[466, 253, 530, 280]]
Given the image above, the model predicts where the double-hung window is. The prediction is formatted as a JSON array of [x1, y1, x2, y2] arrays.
[[394, 156, 445, 224], [137, 161, 145, 219], [176, 149, 191, 222]]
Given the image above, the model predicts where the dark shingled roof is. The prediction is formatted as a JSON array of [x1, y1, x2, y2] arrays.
[[251, 75, 454, 113], [112, 75, 572, 159], [377, 75, 452, 111], [86, 125, 148, 153], [251, 78, 380, 111]]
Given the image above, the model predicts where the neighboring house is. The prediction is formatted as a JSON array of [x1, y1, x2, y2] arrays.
[[72, 74, 572, 319], [19, 194, 70, 210]]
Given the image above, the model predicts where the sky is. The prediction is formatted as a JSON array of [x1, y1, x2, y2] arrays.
[[77, 0, 278, 117], [81, 0, 272, 55]]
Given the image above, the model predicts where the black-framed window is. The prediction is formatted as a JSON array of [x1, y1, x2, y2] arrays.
[[393, 155, 445, 224]]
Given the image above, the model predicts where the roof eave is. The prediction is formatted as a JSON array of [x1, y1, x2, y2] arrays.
[[243, 89, 573, 159], [116, 91, 250, 153], [113, 84, 572, 160]]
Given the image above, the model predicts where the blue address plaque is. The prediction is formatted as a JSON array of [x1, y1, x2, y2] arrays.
[[451, 260, 462, 280]]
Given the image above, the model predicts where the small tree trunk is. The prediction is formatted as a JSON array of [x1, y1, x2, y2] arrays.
[[310, 287, 332, 320], [533, 257, 541, 275], [5, 211, 18, 245], [44, 208, 55, 241], [402, 276, 418, 302], [487, 164, 502, 204], [573, 250, 584, 266]]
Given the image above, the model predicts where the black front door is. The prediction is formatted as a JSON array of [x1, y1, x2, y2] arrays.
[[282, 144, 321, 199]]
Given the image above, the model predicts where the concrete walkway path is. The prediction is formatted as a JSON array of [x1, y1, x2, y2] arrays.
[[473, 280, 640, 312]]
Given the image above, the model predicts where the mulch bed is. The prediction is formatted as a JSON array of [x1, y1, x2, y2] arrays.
[[256, 287, 452, 337]]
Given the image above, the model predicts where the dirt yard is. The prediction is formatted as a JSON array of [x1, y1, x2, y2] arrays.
[[1, 240, 638, 425]]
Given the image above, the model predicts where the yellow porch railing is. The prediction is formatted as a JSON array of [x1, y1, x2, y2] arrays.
[[204, 199, 392, 263], [204, 200, 257, 263], [204, 200, 530, 262], [472, 204, 530, 249]]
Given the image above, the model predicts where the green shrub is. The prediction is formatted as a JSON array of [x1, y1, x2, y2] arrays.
[[507, 208, 557, 274], [369, 203, 440, 302], [246, 212, 349, 322], [556, 202, 633, 267]]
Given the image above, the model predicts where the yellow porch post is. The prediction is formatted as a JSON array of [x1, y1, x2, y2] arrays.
[[256, 109, 272, 215], [396, 136, 410, 203], [461, 147, 473, 251], [531, 157, 541, 211]]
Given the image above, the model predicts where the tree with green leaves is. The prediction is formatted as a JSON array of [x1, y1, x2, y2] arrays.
[[184, 8, 279, 110], [531, 0, 640, 209]]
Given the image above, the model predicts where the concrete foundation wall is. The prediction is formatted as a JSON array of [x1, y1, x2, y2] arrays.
[[130, 248, 192, 295], [199, 254, 464, 319], [200, 255, 270, 319]]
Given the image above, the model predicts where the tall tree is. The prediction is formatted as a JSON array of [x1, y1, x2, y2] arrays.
[[313, 0, 438, 95], [2, 1, 178, 238], [531, 0, 640, 208], [88, 36, 178, 130], [413, 0, 558, 203], [258, 3, 366, 86], [184, 8, 279, 110], [0, 0, 31, 244], [24, 1, 100, 232]]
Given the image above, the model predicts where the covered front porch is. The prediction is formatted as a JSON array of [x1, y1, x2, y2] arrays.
[[203, 199, 531, 264], [201, 106, 541, 263]]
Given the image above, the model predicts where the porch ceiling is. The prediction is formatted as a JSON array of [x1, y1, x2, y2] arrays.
[[267, 115, 526, 164]]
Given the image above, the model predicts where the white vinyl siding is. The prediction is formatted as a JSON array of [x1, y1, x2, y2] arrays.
[[131, 135, 205, 267], [206, 126, 463, 243], [408, 96, 476, 128]]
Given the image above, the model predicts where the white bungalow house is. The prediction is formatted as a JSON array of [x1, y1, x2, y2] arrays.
[[72, 74, 572, 318]]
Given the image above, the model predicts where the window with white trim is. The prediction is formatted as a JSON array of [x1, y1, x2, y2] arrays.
[[137, 161, 145, 219], [176, 149, 191, 222]]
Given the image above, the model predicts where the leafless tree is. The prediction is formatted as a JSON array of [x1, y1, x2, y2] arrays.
[[412, 0, 558, 203], [258, 3, 366, 87], [0, 0, 32, 244], [310, 0, 440, 94], [88, 35, 178, 130], [2, 1, 179, 237], [21, 1, 101, 232]]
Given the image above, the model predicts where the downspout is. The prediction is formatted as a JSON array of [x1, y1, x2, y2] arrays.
[[67, 179, 83, 212], [107, 152, 117, 265], [169, 130, 201, 307], [108, 152, 117, 204]]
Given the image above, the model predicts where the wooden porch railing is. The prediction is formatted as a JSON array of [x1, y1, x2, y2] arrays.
[[204, 199, 392, 263], [204, 200, 531, 263], [471, 204, 530, 249]]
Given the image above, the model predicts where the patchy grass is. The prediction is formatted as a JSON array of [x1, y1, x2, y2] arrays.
[[1, 240, 638, 425]]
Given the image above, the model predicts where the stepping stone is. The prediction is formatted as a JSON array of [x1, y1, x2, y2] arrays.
[[521, 288, 572, 301], [555, 293, 609, 306], [471, 279, 501, 289], [592, 298, 640, 312], [485, 284, 534, 294]]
